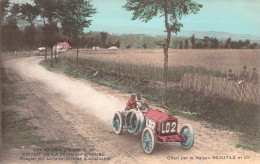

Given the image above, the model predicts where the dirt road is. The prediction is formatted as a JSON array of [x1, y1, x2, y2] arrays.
[[0, 56, 259, 164]]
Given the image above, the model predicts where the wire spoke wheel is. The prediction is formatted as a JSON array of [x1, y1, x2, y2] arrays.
[[112, 111, 123, 135], [142, 127, 155, 154], [180, 125, 195, 150]]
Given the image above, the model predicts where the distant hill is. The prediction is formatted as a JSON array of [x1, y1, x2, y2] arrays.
[[16, 19, 260, 45], [176, 31, 260, 43]]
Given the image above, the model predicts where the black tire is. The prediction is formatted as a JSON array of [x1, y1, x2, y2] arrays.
[[134, 111, 145, 135], [112, 111, 124, 135]]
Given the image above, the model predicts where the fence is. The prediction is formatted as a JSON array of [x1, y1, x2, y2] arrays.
[[179, 74, 259, 105]]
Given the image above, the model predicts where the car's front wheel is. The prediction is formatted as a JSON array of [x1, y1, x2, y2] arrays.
[[141, 127, 156, 154], [180, 125, 195, 150]]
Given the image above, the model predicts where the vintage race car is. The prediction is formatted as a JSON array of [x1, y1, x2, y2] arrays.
[[112, 109, 194, 154]]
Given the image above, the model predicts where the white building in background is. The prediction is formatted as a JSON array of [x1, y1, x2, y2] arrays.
[[37, 47, 45, 52], [53, 42, 70, 53], [108, 46, 118, 50], [92, 47, 100, 50]]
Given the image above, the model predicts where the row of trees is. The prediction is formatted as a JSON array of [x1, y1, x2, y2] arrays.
[[2, 23, 259, 51], [191, 35, 258, 49], [83, 32, 120, 48], [0, 26, 122, 51], [1, 23, 44, 51], [191, 35, 219, 49], [79, 32, 259, 50], [223, 37, 258, 49], [1, 0, 96, 67]]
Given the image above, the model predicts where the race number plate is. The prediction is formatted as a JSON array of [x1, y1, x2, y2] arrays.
[[161, 121, 177, 134], [146, 118, 156, 130]]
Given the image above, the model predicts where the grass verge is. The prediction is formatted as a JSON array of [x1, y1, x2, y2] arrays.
[[2, 110, 64, 149], [53, 57, 225, 82], [41, 57, 260, 153]]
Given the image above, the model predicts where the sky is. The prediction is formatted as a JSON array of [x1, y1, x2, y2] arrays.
[[87, 0, 260, 36], [11, 0, 260, 36]]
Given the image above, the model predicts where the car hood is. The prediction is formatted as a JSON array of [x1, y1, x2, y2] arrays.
[[144, 109, 178, 123]]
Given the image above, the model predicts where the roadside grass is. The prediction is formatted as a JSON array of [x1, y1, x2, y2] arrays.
[[40, 58, 260, 153], [1, 68, 14, 84], [2, 110, 64, 149], [1, 68, 65, 149], [236, 134, 260, 153], [2, 87, 28, 106], [1, 68, 27, 106], [59, 57, 225, 82], [40, 60, 64, 74]]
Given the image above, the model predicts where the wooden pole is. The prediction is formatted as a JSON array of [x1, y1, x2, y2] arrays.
[[45, 47, 47, 61], [54, 46, 57, 63], [76, 48, 79, 77], [50, 48, 53, 67]]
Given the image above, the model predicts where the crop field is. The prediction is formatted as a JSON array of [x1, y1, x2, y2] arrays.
[[65, 49, 260, 74], [62, 49, 259, 105]]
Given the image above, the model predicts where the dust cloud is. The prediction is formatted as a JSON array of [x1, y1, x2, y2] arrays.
[[20, 56, 125, 126]]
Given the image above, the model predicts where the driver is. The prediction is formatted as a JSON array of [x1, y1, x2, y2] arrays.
[[136, 94, 150, 110], [125, 94, 136, 111]]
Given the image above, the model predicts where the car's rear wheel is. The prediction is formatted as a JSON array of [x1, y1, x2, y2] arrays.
[[142, 127, 155, 154], [112, 111, 123, 135], [180, 125, 195, 150]]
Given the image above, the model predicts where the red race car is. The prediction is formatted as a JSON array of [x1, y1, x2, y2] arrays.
[[112, 109, 195, 154]]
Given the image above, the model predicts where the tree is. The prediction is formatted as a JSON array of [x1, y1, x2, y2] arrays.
[[59, 0, 96, 44], [1, 22, 23, 51], [18, 0, 61, 63], [115, 40, 121, 48], [6, 3, 21, 24], [203, 36, 210, 48], [179, 41, 183, 49], [191, 34, 195, 49], [86, 37, 95, 48], [249, 43, 258, 49], [23, 24, 37, 49], [100, 32, 108, 48], [94, 37, 101, 47], [230, 41, 237, 49], [244, 39, 250, 48], [142, 43, 147, 49], [211, 38, 219, 49], [18, 0, 96, 67], [124, 0, 202, 105], [195, 42, 203, 49], [1, 0, 10, 53], [225, 37, 232, 48], [184, 40, 188, 49], [238, 40, 244, 49], [0, 0, 10, 23], [78, 37, 87, 48], [1, 2, 24, 51], [59, 0, 96, 76], [20, 3, 39, 24]]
